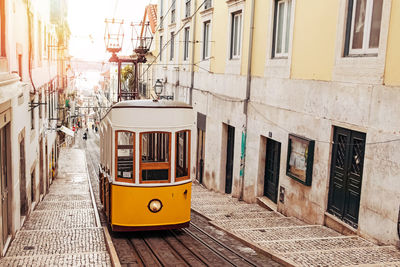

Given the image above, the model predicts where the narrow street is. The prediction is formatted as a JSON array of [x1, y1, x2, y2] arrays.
[[78, 128, 282, 267]]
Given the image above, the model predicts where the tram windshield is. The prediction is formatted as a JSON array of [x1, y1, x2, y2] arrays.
[[140, 132, 170, 182], [116, 131, 135, 181]]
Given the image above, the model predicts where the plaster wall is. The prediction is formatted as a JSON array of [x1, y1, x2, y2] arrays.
[[384, 0, 400, 86], [245, 76, 400, 245], [290, 0, 339, 81]]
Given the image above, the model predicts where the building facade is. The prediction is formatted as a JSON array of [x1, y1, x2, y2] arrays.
[[153, 0, 400, 246], [0, 0, 68, 255]]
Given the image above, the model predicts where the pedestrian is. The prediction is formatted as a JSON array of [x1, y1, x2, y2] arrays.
[[95, 126, 98, 133]]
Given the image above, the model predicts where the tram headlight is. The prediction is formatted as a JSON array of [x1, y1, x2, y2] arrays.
[[148, 199, 163, 213]]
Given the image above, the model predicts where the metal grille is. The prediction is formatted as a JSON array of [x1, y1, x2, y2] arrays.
[[335, 134, 347, 169], [351, 138, 364, 175]]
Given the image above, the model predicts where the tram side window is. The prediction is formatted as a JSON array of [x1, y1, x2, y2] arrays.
[[140, 132, 170, 182], [116, 131, 135, 181], [176, 130, 190, 181]]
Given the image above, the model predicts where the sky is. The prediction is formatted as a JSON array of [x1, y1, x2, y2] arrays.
[[68, 0, 156, 61]]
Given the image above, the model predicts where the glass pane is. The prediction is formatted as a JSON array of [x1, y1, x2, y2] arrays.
[[276, 2, 285, 54], [176, 131, 189, 178], [369, 0, 383, 48], [352, 0, 367, 49], [234, 15, 238, 55], [142, 169, 169, 181], [284, 1, 292, 53], [141, 132, 169, 163], [238, 14, 242, 55], [117, 132, 134, 179]]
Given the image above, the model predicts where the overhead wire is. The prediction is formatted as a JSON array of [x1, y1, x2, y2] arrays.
[[139, 0, 209, 81]]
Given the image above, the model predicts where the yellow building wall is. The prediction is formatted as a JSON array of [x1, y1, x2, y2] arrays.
[[384, 0, 400, 86], [250, 0, 270, 77], [210, 0, 228, 74], [240, 1, 252, 76], [290, 0, 339, 81], [193, 0, 202, 72]]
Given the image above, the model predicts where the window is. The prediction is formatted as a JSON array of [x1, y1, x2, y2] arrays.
[[230, 12, 242, 59], [272, 0, 292, 58], [204, 0, 212, 10], [31, 100, 35, 130], [0, 0, 5, 57], [115, 131, 135, 182], [170, 32, 175, 60], [203, 21, 210, 59], [176, 130, 190, 181], [345, 0, 383, 56], [185, 0, 191, 18], [183, 27, 190, 61], [159, 35, 163, 60], [171, 1, 176, 24], [160, 0, 164, 29], [39, 93, 42, 119], [140, 132, 170, 183]]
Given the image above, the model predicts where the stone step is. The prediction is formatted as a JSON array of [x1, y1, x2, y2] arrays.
[[258, 236, 376, 255], [22, 210, 96, 230], [283, 245, 400, 267], [232, 225, 342, 243], [211, 216, 305, 230], [6, 228, 106, 256], [0, 252, 111, 266], [35, 200, 93, 211], [201, 211, 283, 221]]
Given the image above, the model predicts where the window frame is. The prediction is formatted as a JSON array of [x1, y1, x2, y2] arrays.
[[175, 130, 191, 182], [230, 11, 242, 60], [183, 27, 190, 61], [160, 0, 164, 29], [185, 0, 191, 18], [139, 131, 171, 184], [0, 0, 5, 57], [272, 0, 292, 58], [204, 0, 212, 10], [171, 1, 176, 24], [170, 32, 175, 61], [159, 35, 163, 61], [114, 130, 135, 183], [203, 21, 210, 60], [345, 0, 383, 56]]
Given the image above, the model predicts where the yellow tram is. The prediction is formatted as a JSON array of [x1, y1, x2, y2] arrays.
[[98, 100, 194, 231]]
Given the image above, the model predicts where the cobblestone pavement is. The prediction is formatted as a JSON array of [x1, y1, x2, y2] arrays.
[[0, 148, 111, 266], [191, 183, 400, 267]]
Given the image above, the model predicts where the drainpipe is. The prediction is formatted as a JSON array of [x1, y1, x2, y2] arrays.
[[239, 0, 255, 200], [189, 0, 197, 105]]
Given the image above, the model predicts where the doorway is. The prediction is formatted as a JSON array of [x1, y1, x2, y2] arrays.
[[225, 125, 235, 194], [39, 138, 44, 196], [19, 137, 28, 219], [196, 113, 206, 184], [328, 127, 366, 228], [0, 123, 11, 249], [263, 138, 281, 203]]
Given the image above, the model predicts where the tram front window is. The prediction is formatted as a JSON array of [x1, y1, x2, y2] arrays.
[[176, 130, 190, 181], [116, 131, 135, 181], [140, 132, 170, 182]]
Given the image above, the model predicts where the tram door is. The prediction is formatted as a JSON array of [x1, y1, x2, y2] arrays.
[[196, 113, 206, 184], [0, 123, 10, 248], [225, 125, 235, 194]]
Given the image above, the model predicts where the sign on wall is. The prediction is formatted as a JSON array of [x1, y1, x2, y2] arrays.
[[286, 134, 315, 186]]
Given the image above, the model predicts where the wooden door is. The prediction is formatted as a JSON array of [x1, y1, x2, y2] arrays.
[[328, 127, 366, 228], [0, 125, 10, 247], [196, 128, 205, 184], [263, 139, 281, 203], [225, 125, 235, 194]]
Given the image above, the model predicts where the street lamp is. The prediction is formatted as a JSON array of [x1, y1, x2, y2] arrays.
[[154, 79, 163, 99]]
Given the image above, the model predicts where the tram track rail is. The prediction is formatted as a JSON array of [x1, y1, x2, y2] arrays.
[[81, 129, 279, 267]]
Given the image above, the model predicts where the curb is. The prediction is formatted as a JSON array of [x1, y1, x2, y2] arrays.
[[85, 152, 121, 267], [103, 226, 121, 267]]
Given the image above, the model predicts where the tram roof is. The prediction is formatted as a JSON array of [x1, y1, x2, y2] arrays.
[[112, 100, 192, 109]]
